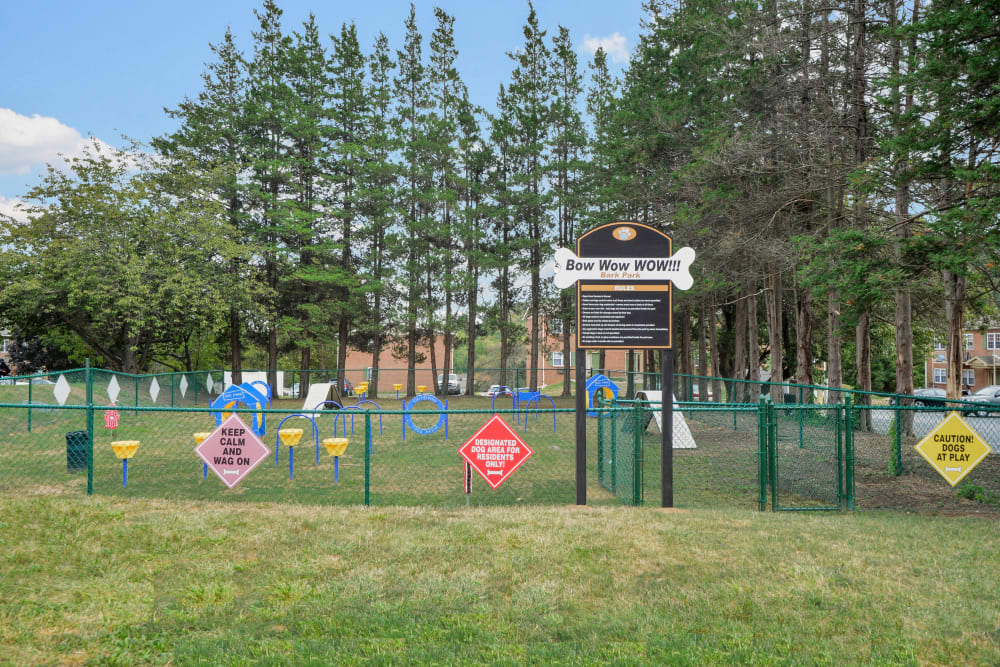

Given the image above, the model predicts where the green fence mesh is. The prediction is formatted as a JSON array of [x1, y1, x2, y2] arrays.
[[3, 367, 997, 513]]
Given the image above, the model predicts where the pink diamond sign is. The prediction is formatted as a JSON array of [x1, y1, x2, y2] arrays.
[[195, 414, 270, 489]]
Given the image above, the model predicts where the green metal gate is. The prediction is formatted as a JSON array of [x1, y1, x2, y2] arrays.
[[761, 397, 853, 511]]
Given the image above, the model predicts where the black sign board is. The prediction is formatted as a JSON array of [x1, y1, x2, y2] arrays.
[[576, 222, 673, 350]]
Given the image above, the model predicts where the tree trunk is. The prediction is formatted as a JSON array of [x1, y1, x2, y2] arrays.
[[709, 306, 722, 403], [268, 326, 278, 401], [697, 306, 709, 401], [230, 307, 242, 386], [748, 289, 760, 403], [301, 346, 310, 399], [530, 261, 540, 392], [891, 0, 917, 434], [765, 268, 783, 403], [336, 318, 347, 399], [680, 308, 692, 400], [466, 268, 479, 398], [944, 269, 967, 400], [827, 291, 842, 404], [734, 287, 748, 402], [855, 311, 871, 430], [561, 294, 572, 398], [796, 286, 814, 389]]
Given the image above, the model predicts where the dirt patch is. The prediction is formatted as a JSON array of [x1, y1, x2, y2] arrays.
[[851, 430, 1000, 516]]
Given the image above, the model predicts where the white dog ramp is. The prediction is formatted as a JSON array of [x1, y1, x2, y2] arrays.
[[302, 383, 343, 411], [634, 390, 697, 449]]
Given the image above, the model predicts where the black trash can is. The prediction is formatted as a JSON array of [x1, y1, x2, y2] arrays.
[[66, 430, 89, 471]]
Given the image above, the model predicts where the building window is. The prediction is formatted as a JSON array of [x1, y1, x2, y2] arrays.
[[963, 369, 975, 387], [552, 351, 563, 368], [964, 333, 974, 350], [934, 340, 945, 350], [549, 318, 563, 335], [987, 333, 1000, 350], [933, 367, 947, 384]]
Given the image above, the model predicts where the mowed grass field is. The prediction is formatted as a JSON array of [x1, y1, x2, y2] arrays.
[[0, 496, 997, 665]]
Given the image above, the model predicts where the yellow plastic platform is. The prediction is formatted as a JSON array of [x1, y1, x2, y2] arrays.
[[193, 432, 211, 445], [323, 437, 349, 457], [278, 428, 303, 448], [111, 441, 140, 460]]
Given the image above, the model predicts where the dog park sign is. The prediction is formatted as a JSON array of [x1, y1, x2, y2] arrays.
[[554, 223, 695, 349], [553, 222, 696, 508], [195, 414, 271, 489], [914, 412, 992, 486]]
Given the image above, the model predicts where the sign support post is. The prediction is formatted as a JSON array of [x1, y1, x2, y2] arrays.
[[662, 351, 673, 508], [576, 349, 587, 505]]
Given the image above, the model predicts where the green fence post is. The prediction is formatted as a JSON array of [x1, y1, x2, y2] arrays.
[[597, 399, 605, 487], [610, 407, 617, 495], [758, 396, 767, 511], [86, 359, 94, 496], [836, 401, 844, 508], [610, 404, 617, 491], [768, 399, 777, 511], [798, 386, 804, 448], [27, 379, 32, 432], [894, 405, 902, 476], [597, 399, 605, 485], [632, 402, 643, 506], [845, 395, 855, 510], [170, 374, 175, 407], [364, 411, 371, 507]]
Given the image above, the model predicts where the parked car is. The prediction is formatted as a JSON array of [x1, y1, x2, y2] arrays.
[[965, 385, 1000, 415], [890, 387, 946, 407], [690, 383, 713, 400], [438, 373, 461, 394], [487, 385, 512, 398]]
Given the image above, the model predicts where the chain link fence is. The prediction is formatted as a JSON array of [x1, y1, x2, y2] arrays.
[[3, 367, 997, 513]]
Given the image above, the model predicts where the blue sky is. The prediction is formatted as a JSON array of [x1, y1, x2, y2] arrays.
[[0, 0, 645, 217]]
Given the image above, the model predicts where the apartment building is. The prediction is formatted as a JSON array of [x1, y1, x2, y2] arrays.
[[925, 327, 1000, 391]]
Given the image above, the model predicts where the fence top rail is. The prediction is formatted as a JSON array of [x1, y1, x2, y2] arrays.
[[0, 403, 583, 416]]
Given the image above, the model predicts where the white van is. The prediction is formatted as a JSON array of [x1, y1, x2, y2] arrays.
[[437, 373, 460, 394]]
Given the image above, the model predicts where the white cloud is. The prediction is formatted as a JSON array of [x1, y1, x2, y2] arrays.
[[0, 196, 28, 222], [581, 33, 630, 65], [0, 108, 116, 175]]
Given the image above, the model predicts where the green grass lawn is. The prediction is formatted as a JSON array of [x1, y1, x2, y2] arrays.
[[0, 497, 997, 665]]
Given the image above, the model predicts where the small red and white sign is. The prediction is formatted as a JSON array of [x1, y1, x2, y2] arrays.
[[104, 409, 120, 430], [459, 415, 534, 490], [195, 414, 270, 489]]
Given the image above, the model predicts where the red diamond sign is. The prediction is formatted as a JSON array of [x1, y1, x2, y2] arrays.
[[195, 414, 270, 489], [459, 415, 534, 489]]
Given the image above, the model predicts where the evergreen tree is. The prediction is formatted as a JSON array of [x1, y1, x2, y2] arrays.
[[427, 7, 466, 396], [359, 32, 399, 397], [549, 25, 587, 396], [154, 27, 254, 383], [393, 4, 434, 396], [245, 0, 297, 391], [505, 2, 551, 391], [327, 21, 368, 391], [285, 14, 334, 392]]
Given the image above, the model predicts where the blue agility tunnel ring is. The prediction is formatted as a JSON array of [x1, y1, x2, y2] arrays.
[[402, 394, 448, 440]]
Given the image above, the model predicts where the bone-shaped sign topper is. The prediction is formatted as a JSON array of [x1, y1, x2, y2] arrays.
[[552, 246, 696, 290]]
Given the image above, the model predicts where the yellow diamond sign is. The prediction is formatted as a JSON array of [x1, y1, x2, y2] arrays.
[[914, 412, 993, 486]]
